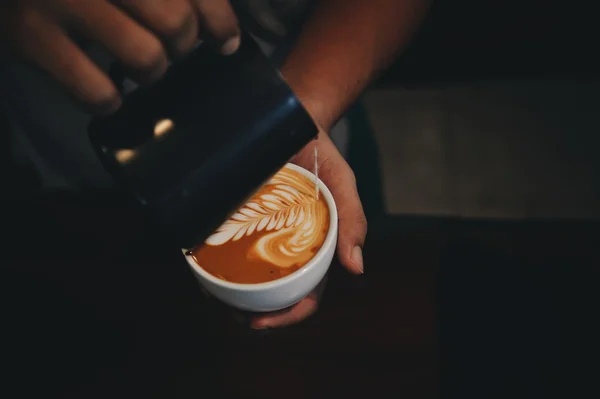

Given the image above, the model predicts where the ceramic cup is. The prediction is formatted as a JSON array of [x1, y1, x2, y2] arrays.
[[183, 163, 337, 312]]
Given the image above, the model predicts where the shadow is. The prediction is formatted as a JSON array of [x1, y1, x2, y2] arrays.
[[0, 106, 42, 194], [1, 192, 226, 398]]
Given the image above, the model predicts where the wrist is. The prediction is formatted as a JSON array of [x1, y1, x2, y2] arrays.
[[281, 65, 335, 133]]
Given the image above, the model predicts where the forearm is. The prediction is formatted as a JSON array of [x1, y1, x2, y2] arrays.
[[281, 0, 430, 131]]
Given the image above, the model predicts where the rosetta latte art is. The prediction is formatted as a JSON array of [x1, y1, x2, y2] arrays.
[[205, 167, 329, 268]]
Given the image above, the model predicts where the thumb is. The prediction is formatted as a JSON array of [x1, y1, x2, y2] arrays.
[[313, 138, 367, 274], [333, 173, 367, 274]]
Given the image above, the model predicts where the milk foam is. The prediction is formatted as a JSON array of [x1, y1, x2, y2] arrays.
[[205, 167, 328, 268]]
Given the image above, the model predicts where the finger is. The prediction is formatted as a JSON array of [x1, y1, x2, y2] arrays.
[[306, 134, 367, 274], [11, 10, 120, 113], [118, 0, 199, 58], [191, 0, 240, 55], [251, 295, 318, 329], [250, 275, 327, 329], [331, 169, 367, 274], [64, 0, 169, 85]]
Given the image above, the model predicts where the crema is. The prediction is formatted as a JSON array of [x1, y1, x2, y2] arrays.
[[191, 165, 330, 284]]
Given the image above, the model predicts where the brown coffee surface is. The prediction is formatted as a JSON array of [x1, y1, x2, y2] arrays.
[[191, 166, 330, 284]]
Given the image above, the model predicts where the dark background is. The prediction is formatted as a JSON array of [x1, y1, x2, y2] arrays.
[[378, 0, 598, 86], [359, 1, 600, 397], [2, 1, 599, 397]]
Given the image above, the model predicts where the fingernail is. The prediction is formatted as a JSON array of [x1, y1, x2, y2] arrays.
[[96, 96, 122, 115], [251, 322, 269, 330], [221, 35, 241, 55], [352, 246, 364, 274]]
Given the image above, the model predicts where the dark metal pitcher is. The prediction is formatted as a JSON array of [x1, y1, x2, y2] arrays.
[[88, 33, 318, 249]]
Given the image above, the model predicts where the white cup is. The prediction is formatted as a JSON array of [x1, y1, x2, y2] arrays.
[[183, 163, 338, 312]]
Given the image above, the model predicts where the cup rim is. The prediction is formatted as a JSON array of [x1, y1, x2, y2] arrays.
[[184, 162, 337, 292]]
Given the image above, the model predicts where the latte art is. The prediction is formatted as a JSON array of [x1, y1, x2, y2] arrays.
[[206, 168, 328, 268], [192, 166, 330, 284]]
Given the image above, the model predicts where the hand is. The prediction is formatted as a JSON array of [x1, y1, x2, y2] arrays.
[[0, 0, 239, 113], [250, 132, 368, 329]]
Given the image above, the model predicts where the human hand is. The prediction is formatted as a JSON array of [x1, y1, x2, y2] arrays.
[[0, 0, 239, 113], [250, 132, 367, 329]]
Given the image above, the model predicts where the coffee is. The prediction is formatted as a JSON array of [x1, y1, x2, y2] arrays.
[[190, 166, 330, 284]]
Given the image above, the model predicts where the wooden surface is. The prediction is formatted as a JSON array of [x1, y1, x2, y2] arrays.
[[203, 225, 438, 399], [2, 195, 598, 398], [2, 195, 437, 398]]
